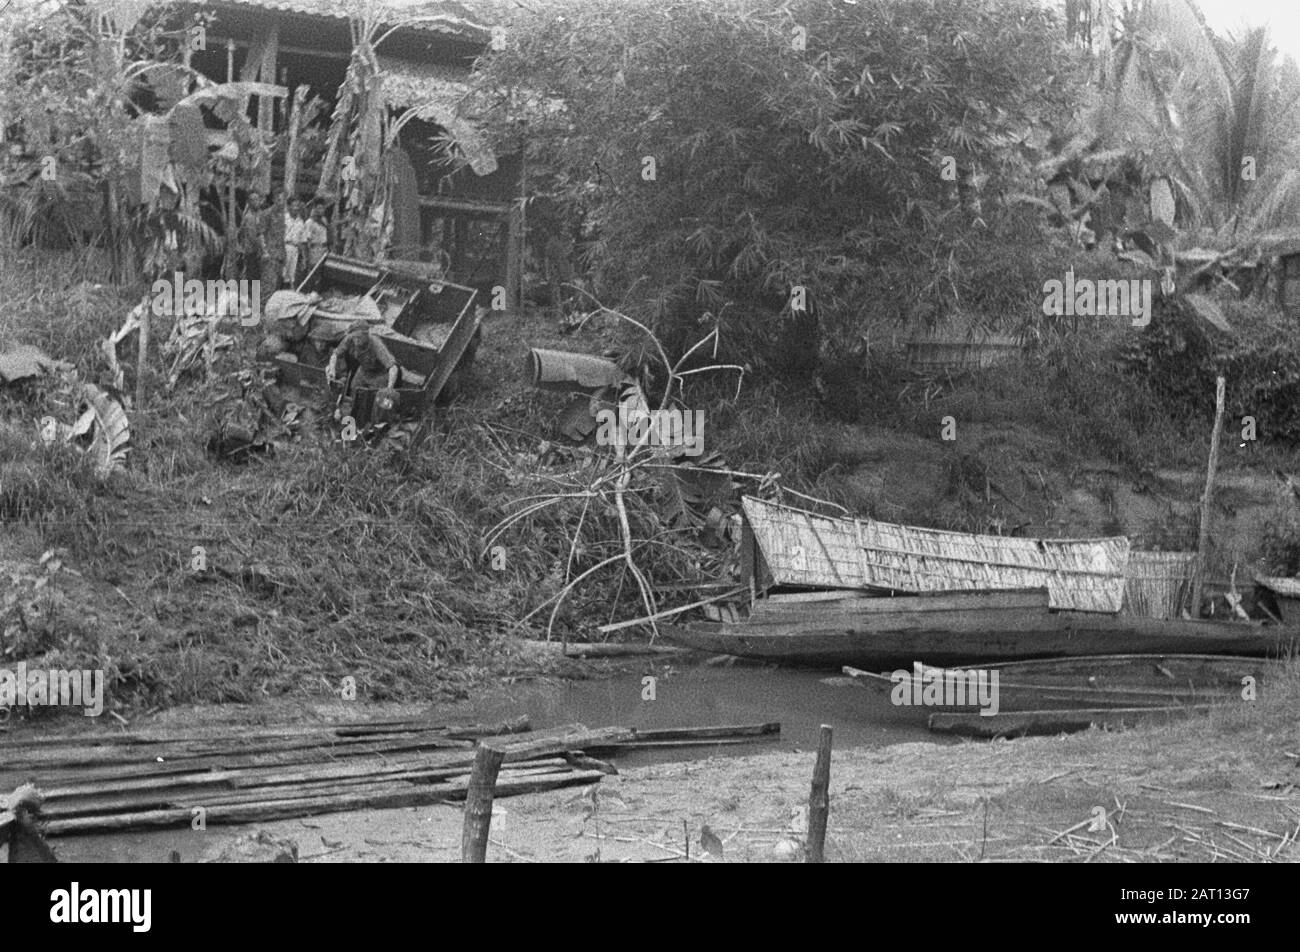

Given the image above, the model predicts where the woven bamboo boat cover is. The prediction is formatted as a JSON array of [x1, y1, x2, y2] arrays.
[[741, 496, 1130, 613]]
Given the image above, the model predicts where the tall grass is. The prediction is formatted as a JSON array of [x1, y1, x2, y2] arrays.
[[0, 252, 595, 711]]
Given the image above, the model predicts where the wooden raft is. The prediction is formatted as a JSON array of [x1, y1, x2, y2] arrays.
[[1, 718, 781, 837]]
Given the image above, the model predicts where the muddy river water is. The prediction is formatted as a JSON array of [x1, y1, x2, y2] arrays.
[[461, 660, 942, 765]]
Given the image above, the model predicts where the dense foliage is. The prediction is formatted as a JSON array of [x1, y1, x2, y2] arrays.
[[1125, 300, 1300, 444], [471, 0, 1085, 372]]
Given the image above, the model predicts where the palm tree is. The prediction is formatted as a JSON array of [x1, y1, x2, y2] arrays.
[[1187, 26, 1300, 238], [1060, 0, 1300, 242]]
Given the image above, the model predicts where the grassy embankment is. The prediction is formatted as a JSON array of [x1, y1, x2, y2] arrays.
[[1, 249, 1297, 716]]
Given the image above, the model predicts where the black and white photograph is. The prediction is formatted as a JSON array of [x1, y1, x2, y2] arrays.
[[0, 0, 1296, 910]]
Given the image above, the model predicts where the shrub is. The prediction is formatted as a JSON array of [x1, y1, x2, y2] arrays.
[[1123, 297, 1300, 445]]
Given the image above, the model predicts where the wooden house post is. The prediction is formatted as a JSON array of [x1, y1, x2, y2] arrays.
[[257, 25, 280, 133], [504, 202, 523, 313]]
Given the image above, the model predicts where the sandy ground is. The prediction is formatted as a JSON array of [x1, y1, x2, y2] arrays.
[[44, 699, 1300, 864]]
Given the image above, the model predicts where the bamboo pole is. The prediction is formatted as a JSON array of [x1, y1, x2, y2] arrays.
[[806, 724, 832, 863], [1191, 375, 1226, 616], [596, 587, 744, 634], [461, 742, 505, 863], [135, 305, 150, 412]]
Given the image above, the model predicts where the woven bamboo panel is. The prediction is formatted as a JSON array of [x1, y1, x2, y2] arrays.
[[906, 337, 1022, 372], [1122, 551, 1195, 619], [741, 497, 1129, 613]]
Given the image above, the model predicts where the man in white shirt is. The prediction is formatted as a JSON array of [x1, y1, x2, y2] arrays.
[[304, 204, 330, 272]]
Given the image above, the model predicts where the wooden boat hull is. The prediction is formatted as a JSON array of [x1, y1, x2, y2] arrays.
[[909, 653, 1270, 688], [842, 654, 1269, 713], [927, 706, 1212, 738], [662, 595, 1297, 667]]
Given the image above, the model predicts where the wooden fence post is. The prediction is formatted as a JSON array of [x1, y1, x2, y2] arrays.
[[807, 724, 832, 863], [461, 742, 506, 863], [1191, 375, 1226, 616]]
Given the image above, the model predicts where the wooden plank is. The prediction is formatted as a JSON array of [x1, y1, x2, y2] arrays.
[[491, 725, 635, 762], [418, 294, 480, 407], [39, 752, 480, 802], [42, 769, 450, 818], [765, 590, 888, 604], [1, 722, 483, 756], [738, 605, 1058, 636], [582, 723, 782, 751], [209, 35, 353, 62], [752, 588, 1049, 616], [0, 742, 476, 793]]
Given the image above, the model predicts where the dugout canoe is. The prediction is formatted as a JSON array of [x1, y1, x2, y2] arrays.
[[926, 705, 1215, 738], [841, 654, 1269, 713], [661, 589, 1298, 668]]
